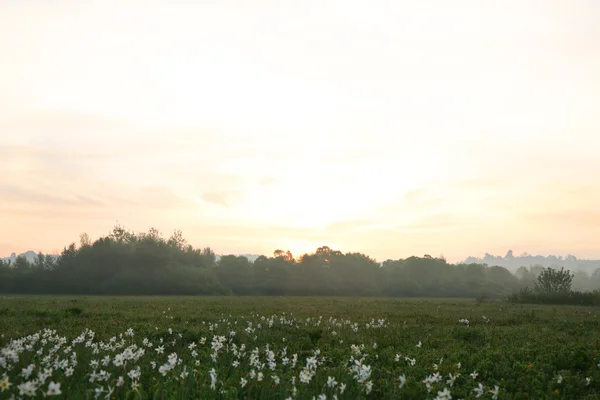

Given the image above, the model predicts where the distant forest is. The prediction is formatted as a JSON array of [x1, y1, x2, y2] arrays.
[[461, 250, 600, 274], [2, 226, 600, 297]]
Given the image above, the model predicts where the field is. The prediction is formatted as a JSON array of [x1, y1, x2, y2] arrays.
[[1, 296, 600, 399]]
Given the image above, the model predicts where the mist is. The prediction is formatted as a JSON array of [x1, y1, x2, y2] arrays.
[[2, 226, 599, 298]]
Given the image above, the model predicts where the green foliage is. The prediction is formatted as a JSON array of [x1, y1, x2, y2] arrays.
[[2, 297, 600, 398], [1, 226, 598, 300], [535, 267, 574, 294], [507, 267, 600, 306], [507, 287, 600, 306]]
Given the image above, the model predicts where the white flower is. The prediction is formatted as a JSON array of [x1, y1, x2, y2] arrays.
[[470, 371, 479, 380], [158, 364, 172, 376], [399, 374, 407, 389], [473, 383, 484, 398], [446, 373, 459, 387], [46, 382, 61, 396], [102, 356, 110, 367], [113, 354, 124, 367], [127, 366, 141, 380], [17, 380, 37, 397], [21, 364, 35, 379], [209, 368, 217, 390], [94, 386, 104, 398], [327, 376, 337, 388], [423, 373, 442, 393], [299, 368, 313, 384], [180, 366, 189, 380], [435, 387, 452, 400], [489, 385, 499, 400], [0, 376, 12, 392], [365, 381, 373, 394]]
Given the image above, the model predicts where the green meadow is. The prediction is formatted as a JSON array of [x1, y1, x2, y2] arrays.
[[1, 296, 600, 399]]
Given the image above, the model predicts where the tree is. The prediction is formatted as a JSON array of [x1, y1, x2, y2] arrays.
[[80, 233, 92, 248], [33, 252, 46, 270], [534, 267, 574, 294], [109, 225, 135, 244], [168, 230, 187, 250], [13, 256, 30, 270], [273, 249, 294, 262]]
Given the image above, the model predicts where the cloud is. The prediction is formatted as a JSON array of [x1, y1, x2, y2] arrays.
[[518, 209, 600, 230], [377, 186, 447, 215], [0, 181, 198, 222], [402, 187, 432, 203], [201, 190, 244, 207], [0, 183, 107, 208], [0, 112, 132, 147], [403, 213, 474, 231], [258, 177, 278, 186], [448, 178, 512, 190], [566, 185, 600, 198], [0, 144, 113, 162], [324, 220, 376, 231], [129, 186, 197, 209], [2, 1, 600, 261]]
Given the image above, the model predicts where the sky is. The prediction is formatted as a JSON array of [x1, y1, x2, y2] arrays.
[[1, 0, 600, 262]]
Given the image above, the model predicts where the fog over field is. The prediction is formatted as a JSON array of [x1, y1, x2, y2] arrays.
[[1, 227, 600, 298]]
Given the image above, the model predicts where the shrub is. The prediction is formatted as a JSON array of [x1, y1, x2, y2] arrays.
[[507, 288, 600, 306]]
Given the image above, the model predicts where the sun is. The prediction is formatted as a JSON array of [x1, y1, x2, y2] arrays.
[[278, 240, 319, 259]]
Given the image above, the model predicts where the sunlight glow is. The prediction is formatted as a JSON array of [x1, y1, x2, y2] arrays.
[[1, 0, 600, 262]]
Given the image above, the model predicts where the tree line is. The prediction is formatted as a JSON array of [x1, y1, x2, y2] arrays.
[[462, 249, 600, 275], [1, 226, 598, 298]]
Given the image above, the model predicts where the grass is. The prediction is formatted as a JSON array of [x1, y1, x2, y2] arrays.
[[1, 296, 600, 399]]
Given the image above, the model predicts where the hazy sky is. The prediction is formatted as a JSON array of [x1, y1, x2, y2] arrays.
[[1, 0, 600, 262]]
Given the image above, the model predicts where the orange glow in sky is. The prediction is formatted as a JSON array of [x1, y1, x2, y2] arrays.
[[1, 0, 600, 262]]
